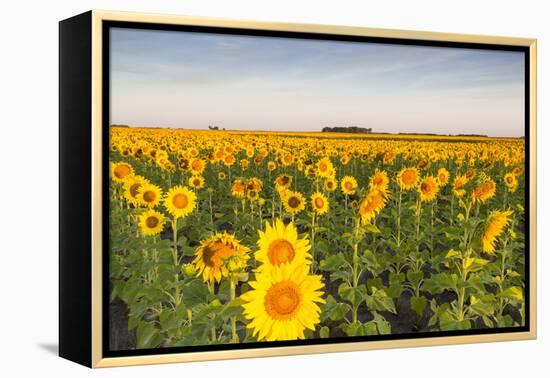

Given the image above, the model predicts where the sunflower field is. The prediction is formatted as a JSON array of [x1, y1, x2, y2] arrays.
[[108, 127, 526, 350]]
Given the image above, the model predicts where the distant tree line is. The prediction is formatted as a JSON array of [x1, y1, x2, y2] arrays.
[[321, 126, 372, 134]]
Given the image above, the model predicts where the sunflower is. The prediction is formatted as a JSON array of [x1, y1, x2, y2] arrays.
[[223, 154, 236, 167], [504, 172, 518, 193], [230, 178, 246, 197], [437, 168, 450, 186], [418, 176, 439, 202], [241, 263, 325, 341], [396, 167, 419, 190], [137, 183, 162, 207], [218, 171, 226, 181], [193, 232, 250, 283], [341, 176, 358, 195], [188, 175, 205, 189], [324, 178, 337, 192], [359, 189, 387, 225], [123, 175, 148, 205], [247, 177, 263, 192], [164, 185, 196, 218], [482, 210, 513, 254], [139, 209, 165, 236], [283, 191, 306, 215], [311, 192, 329, 215], [256, 218, 311, 271], [472, 178, 496, 204], [267, 161, 277, 171], [189, 158, 206, 174], [316, 157, 334, 178], [369, 169, 389, 197], [247, 189, 260, 201], [111, 162, 133, 182], [275, 174, 292, 189], [452, 174, 468, 197]]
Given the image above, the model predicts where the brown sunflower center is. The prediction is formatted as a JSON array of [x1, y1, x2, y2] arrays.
[[314, 197, 325, 209], [264, 280, 301, 319], [344, 181, 353, 190], [421, 182, 432, 193], [402, 170, 417, 185], [267, 239, 295, 266], [202, 241, 233, 267], [145, 216, 159, 228], [130, 183, 141, 197], [114, 164, 131, 179], [287, 196, 301, 209], [143, 190, 157, 203], [172, 193, 189, 209]]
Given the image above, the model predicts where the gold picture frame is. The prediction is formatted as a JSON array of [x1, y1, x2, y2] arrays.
[[59, 10, 537, 368]]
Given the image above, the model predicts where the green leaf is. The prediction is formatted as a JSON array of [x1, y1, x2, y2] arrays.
[[320, 253, 348, 272], [410, 295, 428, 317], [366, 287, 397, 314], [321, 295, 351, 321], [181, 279, 210, 308], [499, 286, 524, 301], [136, 322, 163, 349], [338, 283, 368, 308], [422, 273, 458, 294], [319, 326, 330, 339]]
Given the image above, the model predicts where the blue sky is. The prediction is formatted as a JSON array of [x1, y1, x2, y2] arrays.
[[110, 28, 525, 137]]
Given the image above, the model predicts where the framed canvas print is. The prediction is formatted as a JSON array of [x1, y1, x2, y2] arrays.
[[59, 10, 537, 368]]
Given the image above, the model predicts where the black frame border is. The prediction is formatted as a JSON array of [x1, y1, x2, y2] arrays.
[[101, 20, 531, 359]]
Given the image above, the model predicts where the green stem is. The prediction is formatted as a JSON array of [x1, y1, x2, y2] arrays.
[[230, 278, 238, 343]]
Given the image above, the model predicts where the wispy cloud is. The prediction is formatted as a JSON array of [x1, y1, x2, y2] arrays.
[[110, 28, 525, 137]]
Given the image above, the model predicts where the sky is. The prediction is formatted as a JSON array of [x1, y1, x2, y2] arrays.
[[110, 27, 525, 137]]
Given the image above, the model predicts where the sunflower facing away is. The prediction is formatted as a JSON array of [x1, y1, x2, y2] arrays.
[[139, 209, 166, 236], [418, 176, 440, 202], [241, 262, 325, 341], [452, 174, 468, 197], [359, 189, 387, 225], [137, 183, 163, 208], [111, 162, 133, 183], [482, 210, 513, 254], [275, 174, 293, 189], [193, 232, 250, 283], [341, 176, 358, 195], [283, 190, 306, 215], [164, 185, 197, 218], [311, 192, 329, 215], [396, 167, 419, 190], [256, 218, 311, 271]]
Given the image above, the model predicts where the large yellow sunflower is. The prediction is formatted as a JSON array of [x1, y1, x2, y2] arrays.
[[137, 183, 163, 208], [316, 157, 334, 178], [369, 169, 390, 197], [311, 192, 329, 215], [256, 218, 311, 271], [189, 158, 206, 174], [164, 185, 197, 218], [341, 176, 358, 195], [241, 263, 325, 341], [359, 189, 387, 225], [139, 209, 165, 236], [482, 210, 513, 254], [282, 190, 306, 215], [472, 178, 496, 204], [111, 162, 133, 183], [396, 167, 419, 190], [193, 232, 250, 283], [418, 176, 439, 202]]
